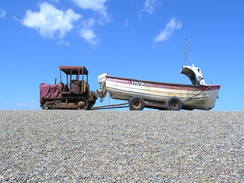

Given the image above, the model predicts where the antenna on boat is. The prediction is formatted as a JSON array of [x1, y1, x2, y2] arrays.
[[184, 37, 194, 66]]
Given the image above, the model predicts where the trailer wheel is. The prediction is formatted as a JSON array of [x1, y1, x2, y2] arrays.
[[129, 96, 145, 110], [166, 96, 182, 111]]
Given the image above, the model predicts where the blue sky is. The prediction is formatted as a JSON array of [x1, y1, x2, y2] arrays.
[[0, 0, 243, 110]]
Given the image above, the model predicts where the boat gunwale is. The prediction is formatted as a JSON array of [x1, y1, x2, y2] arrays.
[[106, 76, 221, 91]]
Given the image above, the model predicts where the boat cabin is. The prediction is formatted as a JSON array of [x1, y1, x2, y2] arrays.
[[181, 65, 206, 85]]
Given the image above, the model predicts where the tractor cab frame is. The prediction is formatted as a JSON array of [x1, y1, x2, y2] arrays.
[[59, 66, 89, 95]]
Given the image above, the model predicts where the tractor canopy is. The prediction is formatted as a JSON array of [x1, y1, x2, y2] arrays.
[[59, 66, 88, 75]]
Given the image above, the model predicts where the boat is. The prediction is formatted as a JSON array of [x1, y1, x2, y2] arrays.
[[97, 65, 221, 110]]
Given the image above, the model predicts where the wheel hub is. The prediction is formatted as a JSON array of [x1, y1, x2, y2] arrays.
[[133, 100, 141, 109]]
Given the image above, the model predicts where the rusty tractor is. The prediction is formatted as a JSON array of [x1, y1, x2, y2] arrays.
[[40, 66, 97, 110]]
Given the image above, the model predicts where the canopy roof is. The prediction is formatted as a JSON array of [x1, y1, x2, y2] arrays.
[[180, 65, 206, 85], [59, 66, 88, 75]]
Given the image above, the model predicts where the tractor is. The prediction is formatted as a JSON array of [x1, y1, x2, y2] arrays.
[[40, 66, 97, 110]]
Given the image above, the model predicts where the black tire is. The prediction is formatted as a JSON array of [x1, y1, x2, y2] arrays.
[[166, 96, 182, 111], [129, 96, 145, 111]]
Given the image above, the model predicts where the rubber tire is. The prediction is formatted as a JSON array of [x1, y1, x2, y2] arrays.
[[129, 96, 145, 111], [166, 96, 182, 111]]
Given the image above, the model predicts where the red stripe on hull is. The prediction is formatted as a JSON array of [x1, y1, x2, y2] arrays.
[[106, 76, 220, 91]]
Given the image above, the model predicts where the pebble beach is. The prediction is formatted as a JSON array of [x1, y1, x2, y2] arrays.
[[0, 111, 243, 182]]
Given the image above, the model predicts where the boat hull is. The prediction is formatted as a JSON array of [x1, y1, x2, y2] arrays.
[[105, 76, 220, 110]]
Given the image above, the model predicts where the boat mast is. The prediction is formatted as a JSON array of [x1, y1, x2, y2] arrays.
[[184, 38, 194, 66]]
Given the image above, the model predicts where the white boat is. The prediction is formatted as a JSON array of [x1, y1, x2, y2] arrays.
[[97, 65, 221, 110]]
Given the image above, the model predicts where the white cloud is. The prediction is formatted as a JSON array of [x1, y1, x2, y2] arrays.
[[72, 0, 111, 45], [0, 9, 6, 19], [143, 0, 157, 14], [154, 18, 182, 42], [58, 40, 70, 46], [73, 0, 107, 12], [82, 18, 96, 28], [72, 0, 110, 24], [22, 2, 81, 39], [80, 28, 100, 45], [79, 18, 100, 45]]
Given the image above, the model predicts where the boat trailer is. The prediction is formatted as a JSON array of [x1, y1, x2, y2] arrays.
[[91, 101, 168, 110], [91, 103, 129, 110]]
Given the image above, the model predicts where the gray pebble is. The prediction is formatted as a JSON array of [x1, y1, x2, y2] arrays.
[[0, 111, 243, 182]]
